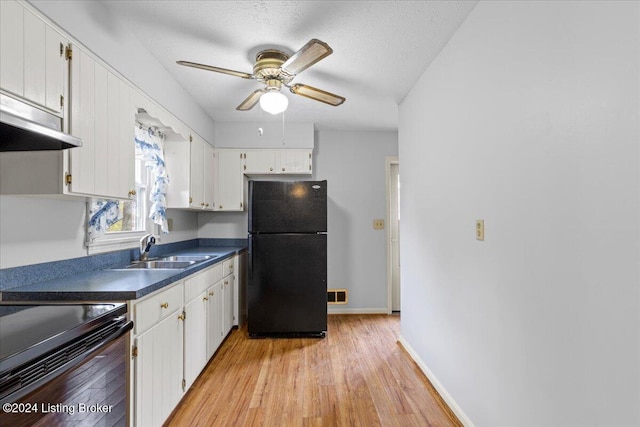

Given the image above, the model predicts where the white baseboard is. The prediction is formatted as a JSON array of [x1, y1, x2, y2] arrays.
[[327, 307, 388, 314], [397, 335, 474, 427]]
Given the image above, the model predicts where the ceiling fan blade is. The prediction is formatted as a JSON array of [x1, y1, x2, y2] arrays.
[[289, 84, 345, 106], [236, 89, 266, 111], [281, 39, 332, 76], [176, 60, 253, 79]]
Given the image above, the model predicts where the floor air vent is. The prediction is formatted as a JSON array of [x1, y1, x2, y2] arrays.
[[327, 289, 348, 304]]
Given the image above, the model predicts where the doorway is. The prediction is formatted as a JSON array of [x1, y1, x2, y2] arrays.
[[386, 157, 400, 314]]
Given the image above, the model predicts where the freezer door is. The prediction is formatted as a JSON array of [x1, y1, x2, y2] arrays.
[[248, 233, 327, 336], [249, 180, 327, 233]]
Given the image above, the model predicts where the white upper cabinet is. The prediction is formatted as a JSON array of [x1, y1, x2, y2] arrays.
[[68, 44, 135, 199], [213, 149, 245, 211], [277, 149, 313, 174], [165, 134, 216, 211], [0, 1, 23, 97], [240, 149, 312, 175], [1, 1, 67, 115], [243, 150, 276, 174], [189, 135, 205, 208], [0, 14, 135, 201], [203, 142, 215, 209]]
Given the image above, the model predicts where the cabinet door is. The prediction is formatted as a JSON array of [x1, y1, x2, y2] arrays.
[[134, 312, 184, 427], [0, 2, 67, 115], [184, 292, 208, 390], [189, 136, 204, 208], [243, 150, 276, 174], [0, 1, 24, 97], [115, 77, 135, 198], [277, 150, 313, 174], [164, 140, 191, 209], [69, 46, 134, 199], [93, 63, 109, 196], [69, 46, 95, 195], [104, 72, 135, 199], [203, 143, 215, 210], [222, 277, 234, 336], [206, 281, 223, 359], [44, 25, 67, 114], [214, 150, 244, 211], [23, 8, 46, 108]]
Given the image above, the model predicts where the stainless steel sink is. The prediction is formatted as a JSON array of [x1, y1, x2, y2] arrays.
[[125, 260, 196, 269], [158, 255, 214, 262]]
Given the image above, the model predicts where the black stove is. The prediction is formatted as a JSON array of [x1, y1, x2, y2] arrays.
[[0, 303, 132, 406]]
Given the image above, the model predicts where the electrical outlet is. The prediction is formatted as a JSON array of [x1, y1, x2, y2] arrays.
[[476, 219, 484, 241], [373, 219, 385, 230]]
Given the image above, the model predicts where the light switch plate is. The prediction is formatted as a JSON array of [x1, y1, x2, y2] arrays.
[[373, 219, 385, 230], [476, 219, 484, 241]]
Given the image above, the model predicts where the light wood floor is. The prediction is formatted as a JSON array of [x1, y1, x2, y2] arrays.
[[165, 314, 461, 427]]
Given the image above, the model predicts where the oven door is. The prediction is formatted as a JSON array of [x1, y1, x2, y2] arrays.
[[1, 319, 133, 426]]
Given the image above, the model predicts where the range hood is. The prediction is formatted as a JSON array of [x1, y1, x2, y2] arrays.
[[0, 94, 82, 151]]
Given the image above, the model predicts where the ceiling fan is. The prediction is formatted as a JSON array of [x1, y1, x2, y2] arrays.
[[176, 39, 346, 114]]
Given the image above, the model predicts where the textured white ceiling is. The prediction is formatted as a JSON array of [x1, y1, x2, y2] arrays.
[[102, 0, 477, 131]]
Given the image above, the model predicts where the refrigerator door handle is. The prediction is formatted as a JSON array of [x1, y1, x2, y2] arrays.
[[248, 237, 253, 280]]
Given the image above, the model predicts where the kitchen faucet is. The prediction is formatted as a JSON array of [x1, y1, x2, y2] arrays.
[[139, 234, 156, 261]]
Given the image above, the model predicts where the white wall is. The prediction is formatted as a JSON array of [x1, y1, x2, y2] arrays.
[[215, 122, 314, 148], [28, 0, 215, 142], [0, 195, 198, 269], [198, 129, 398, 311], [315, 130, 398, 312], [0, 196, 86, 268], [398, 1, 639, 426], [198, 210, 247, 239]]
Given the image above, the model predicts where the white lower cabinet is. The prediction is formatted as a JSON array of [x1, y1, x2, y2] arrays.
[[131, 254, 241, 427], [134, 299, 184, 427], [206, 280, 223, 359], [222, 276, 234, 336], [184, 290, 208, 390]]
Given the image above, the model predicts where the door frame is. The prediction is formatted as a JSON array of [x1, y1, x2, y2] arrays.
[[385, 156, 399, 314]]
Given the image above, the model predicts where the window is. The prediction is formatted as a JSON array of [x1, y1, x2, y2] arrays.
[[104, 156, 148, 233], [86, 128, 157, 254]]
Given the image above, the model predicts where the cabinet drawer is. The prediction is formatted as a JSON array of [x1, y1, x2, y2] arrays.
[[223, 257, 234, 277], [134, 282, 183, 335], [184, 269, 211, 302], [209, 262, 223, 283]]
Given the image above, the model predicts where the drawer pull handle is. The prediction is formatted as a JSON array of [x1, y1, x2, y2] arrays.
[[178, 312, 185, 321], [160, 302, 169, 309], [203, 297, 209, 302], [209, 291, 214, 296], [229, 265, 234, 270]]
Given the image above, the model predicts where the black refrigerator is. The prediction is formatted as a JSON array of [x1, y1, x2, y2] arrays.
[[248, 180, 327, 338]]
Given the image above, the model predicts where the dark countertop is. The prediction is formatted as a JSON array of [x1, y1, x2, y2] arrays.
[[0, 246, 245, 302]]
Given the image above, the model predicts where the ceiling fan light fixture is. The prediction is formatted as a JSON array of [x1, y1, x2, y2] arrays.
[[259, 91, 288, 115]]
